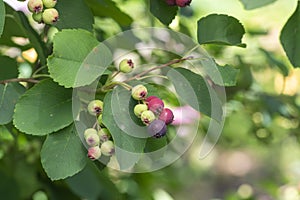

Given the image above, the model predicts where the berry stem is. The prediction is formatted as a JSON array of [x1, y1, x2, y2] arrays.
[[101, 81, 132, 91], [110, 71, 121, 80], [0, 78, 40, 84], [31, 74, 51, 78], [32, 65, 47, 76], [136, 74, 168, 81]]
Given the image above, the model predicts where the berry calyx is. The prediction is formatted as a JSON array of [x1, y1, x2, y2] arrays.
[[141, 110, 156, 125], [42, 0, 57, 8], [159, 108, 174, 125], [27, 0, 43, 13], [175, 0, 192, 7], [32, 12, 43, 23], [147, 98, 164, 115], [87, 100, 103, 116], [147, 119, 167, 138], [100, 141, 115, 156], [98, 128, 111, 143], [119, 59, 134, 73], [131, 85, 148, 100], [165, 0, 176, 6], [134, 104, 148, 118], [42, 8, 59, 25], [84, 132, 100, 147], [88, 146, 101, 160]]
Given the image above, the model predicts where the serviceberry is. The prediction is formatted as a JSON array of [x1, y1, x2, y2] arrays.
[[119, 59, 134, 73], [32, 12, 43, 23], [27, 0, 43, 13], [98, 128, 111, 143], [147, 97, 164, 115], [42, 0, 57, 8], [145, 95, 160, 103], [42, 8, 59, 25], [88, 146, 101, 160], [100, 141, 115, 156], [134, 104, 148, 118], [84, 128, 98, 139], [141, 110, 156, 125], [87, 100, 103, 116], [147, 119, 167, 138], [175, 0, 192, 7], [97, 114, 103, 126], [85, 132, 100, 147], [159, 108, 174, 125], [131, 85, 148, 100]]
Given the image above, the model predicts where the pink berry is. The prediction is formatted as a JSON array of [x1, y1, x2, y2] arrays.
[[175, 0, 192, 7], [165, 0, 176, 6], [147, 98, 164, 115], [159, 108, 174, 125], [87, 146, 101, 160], [145, 96, 159, 103]]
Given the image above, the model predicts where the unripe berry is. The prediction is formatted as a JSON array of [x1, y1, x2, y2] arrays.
[[165, 0, 176, 6], [32, 12, 43, 23], [147, 119, 167, 138], [42, 0, 57, 8], [97, 114, 103, 126], [175, 0, 192, 7], [147, 98, 164, 115], [119, 59, 134, 73], [131, 85, 148, 100], [134, 104, 148, 118], [84, 128, 98, 139], [87, 100, 103, 116], [27, 0, 43, 13], [159, 108, 174, 125], [85, 132, 100, 147], [100, 141, 115, 156], [88, 146, 101, 160], [98, 128, 111, 143], [141, 110, 156, 125], [42, 8, 59, 25]]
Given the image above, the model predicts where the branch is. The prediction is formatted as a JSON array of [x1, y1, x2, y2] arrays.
[[0, 78, 40, 84]]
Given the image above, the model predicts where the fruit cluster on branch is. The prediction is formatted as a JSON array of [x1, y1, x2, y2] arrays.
[[27, 0, 59, 24]]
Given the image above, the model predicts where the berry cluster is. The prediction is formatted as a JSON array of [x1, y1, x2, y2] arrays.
[[85, 100, 115, 160], [27, 0, 59, 25], [132, 85, 174, 138], [165, 0, 192, 7]]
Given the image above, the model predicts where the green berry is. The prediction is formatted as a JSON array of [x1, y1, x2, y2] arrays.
[[141, 110, 155, 125], [27, 0, 43, 13], [42, 0, 57, 8], [131, 84, 148, 100], [32, 12, 43, 23], [88, 146, 101, 160], [85, 132, 100, 147], [97, 114, 103, 125], [100, 141, 115, 156], [88, 100, 103, 116], [84, 128, 98, 139], [119, 59, 134, 73], [134, 104, 148, 118], [98, 128, 111, 143], [42, 8, 59, 25]]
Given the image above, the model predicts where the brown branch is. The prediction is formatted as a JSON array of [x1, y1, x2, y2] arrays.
[[0, 78, 40, 84]]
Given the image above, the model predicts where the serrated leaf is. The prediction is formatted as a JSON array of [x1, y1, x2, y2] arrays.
[[55, 0, 94, 31], [0, 56, 18, 81], [102, 90, 147, 170], [239, 0, 277, 10], [0, 0, 5, 38], [150, 0, 178, 25], [13, 79, 73, 136], [0, 83, 25, 125], [48, 29, 112, 88], [40, 124, 87, 180], [167, 68, 223, 121], [213, 65, 240, 86], [197, 14, 246, 47], [280, 2, 300, 68]]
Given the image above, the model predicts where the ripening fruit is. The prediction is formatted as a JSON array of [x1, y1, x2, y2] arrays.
[[87, 100, 103, 116], [147, 119, 167, 138], [119, 59, 134, 73], [145, 95, 159, 103], [84, 128, 98, 139], [88, 146, 101, 160], [42, 8, 59, 25], [175, 0, 192, 7], [100, 141, 115, 156], [42, 0, 57, 8], [159, 108, 174, 125], [134, 104, 148, 118], [131, 85, 148, 100], [27, 0, 43, 13], [32, 12, 43, 23], [98, 128, 111, 143], [147, 98, 164, 115], [84, 132, 100, 147], [165, 0, 176, 5], [141, 110, 156, 125]]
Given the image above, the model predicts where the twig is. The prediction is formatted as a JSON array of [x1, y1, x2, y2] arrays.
[[0, 78, 39, 84]]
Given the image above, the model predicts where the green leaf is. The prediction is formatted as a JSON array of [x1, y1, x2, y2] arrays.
[[0, 83, 25, 125], [280, 2, 300, 68], [260, 48, 289, 76], [13, 79, 73, 136], [239, 0, 277, 10], [40, 124, 87, 180], [102, 90, 147, 170], [167, 68, 223, 121], [213, 64, 240, 86], [150, 0, 178, 25], [48, 29, 112, 88], [0, 56, 18, 81], [55, 0, 94, 31], [0, 170, 20, 200], [197, 14, 246, 47], [0, 0, 5, 38], [84, 0, 132, 27]]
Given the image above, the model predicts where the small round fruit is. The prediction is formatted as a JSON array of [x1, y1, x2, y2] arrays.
[[85, 132, 100, 147], [42, 8, 59, 25], [98, 128, 111, 143], [159, 108, 174, 125], [88, 146, 101, 160], [88, 100, 103, 116], [32, 12, 43, 23], [84, 128, 98, 139], [119, 59, 134, 73], [97, 114, 103, 125], [27, 0, 43, 13], [147, 98, 164, 115], [100, 141, 115, 156], [175, 0, 192, 7], [42, 0, 57, 8], [165, 0, 176, 5], [141, 110, 155, 125], [147, 119, 167, 138], [131, 85, 148, 100], [134, 104, 148, 118]]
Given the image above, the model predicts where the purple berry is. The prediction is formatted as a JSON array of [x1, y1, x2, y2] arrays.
[[145, 95, 159, 103], [176, 0, 192, 7], [159, 108, 174, 125], [147, 119, 167, 138], [147, 98, 164, 115]]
